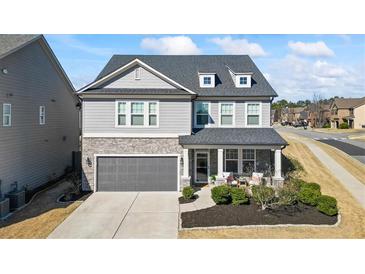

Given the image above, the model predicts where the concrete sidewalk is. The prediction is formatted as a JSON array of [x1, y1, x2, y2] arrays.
[[48, 192, 179, 239], [302, 140, 365, 209]]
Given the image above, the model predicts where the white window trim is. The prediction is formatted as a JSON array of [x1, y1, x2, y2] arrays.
[[115, 100, 159, 128], [194, 101, 211, 128], [235, 75, 251, 88], [245, 101, 262, 127], [199, 74, 215, 88], [3, 103, 11, 127], [39, 106, 46, 125], [134, 67, 141, 80], [242, 148, 256, 173], [224, 149, 238, 173], [218, 101, 235, 127]]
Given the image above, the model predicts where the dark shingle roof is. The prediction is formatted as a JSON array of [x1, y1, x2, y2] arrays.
[[179, 128, 287, 146], [0, 34, 40, 59], [83, 88, 189, 95], [89, 55, 277, 97], [333, 97, 365, 109]]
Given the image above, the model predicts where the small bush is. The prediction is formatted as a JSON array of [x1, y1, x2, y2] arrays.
[[322, 123, 330, 128], [339, 122, 349, 129], [298, 184, 321, 206], [252, 185, 275, 210], [316, 195, 338, 216], [277, 183, 299, 206], [182, 186, 195, 200], [211, 185, 231, 204], [230, 188, 249, 206], [290, 178, 306, 191]]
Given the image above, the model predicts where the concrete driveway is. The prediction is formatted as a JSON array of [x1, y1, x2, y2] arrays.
[[48, 192, 179, 239]]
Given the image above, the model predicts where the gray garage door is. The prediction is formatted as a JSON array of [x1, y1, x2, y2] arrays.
[[96, 156, 178, 191]]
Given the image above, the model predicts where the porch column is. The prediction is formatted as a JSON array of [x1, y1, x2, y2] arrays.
[[217, 148, 224, 177], [274, 149, 283, 179], [180, 148, 191, 190]]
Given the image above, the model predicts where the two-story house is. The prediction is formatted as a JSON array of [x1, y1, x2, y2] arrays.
[[0, 35, 80, 196], [78, 55, 287, 192], [330, 97, 365, 129]]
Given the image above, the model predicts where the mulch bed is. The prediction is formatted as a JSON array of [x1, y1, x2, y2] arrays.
[[179, 195, 199, 204], [58, 191, 92, 203], [181, 201, 338, 228]]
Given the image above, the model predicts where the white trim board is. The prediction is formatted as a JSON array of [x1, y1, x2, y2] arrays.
[[78, 58, 196, 95], [82, 133, 187, 138], [93, 153, 181, 192]]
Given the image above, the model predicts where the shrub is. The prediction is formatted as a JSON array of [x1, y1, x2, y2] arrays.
[[211, 185, 231, 204], [316, 195, 338, 216], [304, 182, 321, 192], [298, 184, 321, 206], [252, 185, 275, 210], [322, 123, 330, 128], [290, 178, 306, 191], [277, 183, 299, 206], [182, 186, 195, 200], [230, 187, 249, 206], [339, 122, 349, 129]]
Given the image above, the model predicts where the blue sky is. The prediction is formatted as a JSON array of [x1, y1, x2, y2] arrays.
[[46, 34, 365, 101]]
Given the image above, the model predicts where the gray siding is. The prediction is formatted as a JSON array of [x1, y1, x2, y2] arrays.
[[104, 65, 176, 89], [194, 100, 271, 128], [0, 40, 79, 194], [83, 99, 192, 135]]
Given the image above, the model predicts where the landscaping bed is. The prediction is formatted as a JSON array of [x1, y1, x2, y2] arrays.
[[181, 201, 338, 228], [58, 191, 91, 203], [179, 195, 198, 204]]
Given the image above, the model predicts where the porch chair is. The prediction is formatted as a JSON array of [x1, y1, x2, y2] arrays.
[[248, 172, 264, 186]]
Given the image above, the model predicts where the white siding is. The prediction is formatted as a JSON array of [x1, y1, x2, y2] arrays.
[[104, 65, 176, 89], [83, 99, 191, 135], [0, 41, 79, 194]]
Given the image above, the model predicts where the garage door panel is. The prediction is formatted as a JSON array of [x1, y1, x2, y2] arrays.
[[97, 156, 177, 191]]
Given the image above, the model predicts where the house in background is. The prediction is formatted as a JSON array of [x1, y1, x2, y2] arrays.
[[78, 55, 287, 192], [307, 102, 331, 128], [329, 97, 365, 129], [0, 35, 80, 195]]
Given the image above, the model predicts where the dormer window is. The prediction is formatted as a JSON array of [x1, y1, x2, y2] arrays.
[[235, 74, 251, 88], [199, 73, 215, 88]]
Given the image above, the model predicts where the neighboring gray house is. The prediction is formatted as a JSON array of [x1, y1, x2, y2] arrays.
[[78, 55, 287, 192], [0, 35, 80, 194]]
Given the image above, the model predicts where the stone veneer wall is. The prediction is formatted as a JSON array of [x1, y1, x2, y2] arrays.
[[82, 137, 184, 191]]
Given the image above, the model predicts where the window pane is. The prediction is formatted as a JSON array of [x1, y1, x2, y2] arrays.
[[242, 161, 255, 174], [221, 103, 233, 115], [203, 77, 211, 85], [247, 115, 259, 125], [197, 114, 208, 125], [131, 102, 144, 114], [118, 102, 126, 113], [226, 149, 238, 159], [221, 115, 232, 125], [247, 103, 259, 114], [118, 114, 126, 125], [149, 103, 156, 114], [3, 104, 10, 115], [196, 102, 209, 114], [131, 114, 144, 125], [3, 116, 10, 126], [243, 149, 255, 160], [225, 160, 238, 173], [149, 115, 157, 126], [240, 77, 247, 85]]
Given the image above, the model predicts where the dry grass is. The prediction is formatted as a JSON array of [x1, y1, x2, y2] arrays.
[[0, 179, 83, 239], [349, 135, 365, 141], [315, 141, 365, 185], [313, 128, 365, 134], [179, 135, 365, 239]]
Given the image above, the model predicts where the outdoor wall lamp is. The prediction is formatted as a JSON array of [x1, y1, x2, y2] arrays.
[[86, 157, 92, 167]]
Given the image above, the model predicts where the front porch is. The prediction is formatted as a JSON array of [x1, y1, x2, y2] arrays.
[[178, 128, 288, 190]]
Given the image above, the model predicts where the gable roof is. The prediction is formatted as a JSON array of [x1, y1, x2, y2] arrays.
[[0, 34, 40, 59], [80, 55, 277, 97], [332, 97, 365, 109]]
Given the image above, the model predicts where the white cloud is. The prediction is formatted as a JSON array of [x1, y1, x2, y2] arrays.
[[209, 36, 267, 57], [140, 36, 201, 55], [288, 41, 335, 57], [313, 60, 347, 78]]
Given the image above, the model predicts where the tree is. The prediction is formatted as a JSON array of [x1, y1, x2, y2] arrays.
[[312, 92, 324, 128]]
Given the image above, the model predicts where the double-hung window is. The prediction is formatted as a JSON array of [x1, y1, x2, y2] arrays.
[[39, 106, 46, 125], [131, 102, 144, 126], [195, 102, 209, 127], [3, 103, 11, 126], [220, 103, 234, 126], [117, 102, 126, 126], [225, 149, 238, 173], [148, 102, 157, 126], [246, 103, 261, 126], [242, 149, 255, 174]]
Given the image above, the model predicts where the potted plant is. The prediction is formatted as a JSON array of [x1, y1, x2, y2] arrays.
[[0, 180, 10, 218], [208, 175, 217, 185]]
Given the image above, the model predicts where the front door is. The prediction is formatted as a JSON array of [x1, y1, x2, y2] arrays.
[[195, 151, 209, 183]]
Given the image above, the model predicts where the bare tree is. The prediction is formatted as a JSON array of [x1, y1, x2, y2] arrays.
[[312, 92, 324, 127]]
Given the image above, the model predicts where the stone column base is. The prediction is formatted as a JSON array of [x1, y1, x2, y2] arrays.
[[180, 176, 191, 191], [272, 177, 285, 188], [0, 198, 10, 219]]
